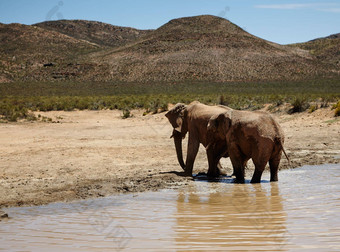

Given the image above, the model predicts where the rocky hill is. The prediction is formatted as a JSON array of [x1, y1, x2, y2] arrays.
[[34, 20, 152, 48], [292, 33, 340, 68], [0, 22, 101, 82], [92, 15, 332, 82], [0, 15, 339, 83]]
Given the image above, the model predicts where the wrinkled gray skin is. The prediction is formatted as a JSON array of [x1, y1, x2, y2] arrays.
[[165, 101, 231, 177], [207, 110, 287, 183]]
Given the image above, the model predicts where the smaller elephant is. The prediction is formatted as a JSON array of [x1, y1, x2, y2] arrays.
[[206, 110, 288, 183]]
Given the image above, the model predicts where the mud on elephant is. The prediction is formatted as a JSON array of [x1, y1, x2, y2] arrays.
[[165, 101, 231, 177], [206, 110, 289, 183]]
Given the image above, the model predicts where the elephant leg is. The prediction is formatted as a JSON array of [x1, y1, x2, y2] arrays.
[[206, 144, 216, 176], [185, 133, 200, 176], [229, 144, 245, 183], [237, 159, 248, 177], [207, 148, 220, 177], [207, 159, 223, 177], [251, 165, 265, 183], [269, 151, 282, 182], [251, 157, 268, 183], [206, 143, 225, 177], [251, 146, 272, 183], [231, 159, 247, 177]]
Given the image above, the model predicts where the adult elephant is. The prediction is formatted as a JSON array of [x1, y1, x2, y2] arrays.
[[206, 110, 288, 183], [165, 101, 231, 177]]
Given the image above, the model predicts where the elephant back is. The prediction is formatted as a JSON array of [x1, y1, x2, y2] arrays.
[[233, 110, 283, 143]]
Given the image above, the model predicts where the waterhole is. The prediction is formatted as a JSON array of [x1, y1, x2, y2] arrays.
[[1, 164, 339, 251]]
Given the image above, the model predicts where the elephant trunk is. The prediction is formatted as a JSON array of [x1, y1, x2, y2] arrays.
[[172, 129, 186, 170]]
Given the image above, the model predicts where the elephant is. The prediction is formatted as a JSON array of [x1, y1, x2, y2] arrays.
[[165, 101, 232, 176], [206, 110, 289, 183]]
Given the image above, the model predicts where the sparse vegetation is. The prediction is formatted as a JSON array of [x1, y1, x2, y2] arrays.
[[308, 104, 318, 113], [320, 98, 330, 108], [0, 79, 339, 121], [288, 98, 310, 114], [293, 34, 340, 67], [0, 102, 29, 122], [122, 109, 132, 119], [333, 101, 340, 117]]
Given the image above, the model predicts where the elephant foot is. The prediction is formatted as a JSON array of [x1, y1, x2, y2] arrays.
[[183, 171, 193, 177], [207, 171, 220, 178], [206, 166, 222, 178], [270, 177, 278, 182], [234, 179, 245, 184], [270, 173, 278, 182], [233, 169, 245, 183], [251, 168, 264, 183], [250, 178, 261, 183], [234, 177, 245, 184]]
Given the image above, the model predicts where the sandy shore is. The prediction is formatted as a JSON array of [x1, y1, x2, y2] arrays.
[[0, 107, 339, 208]]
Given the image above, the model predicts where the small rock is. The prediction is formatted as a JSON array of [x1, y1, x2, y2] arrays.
[[43, 62, 55, 67], [0, 210, 8, 219]]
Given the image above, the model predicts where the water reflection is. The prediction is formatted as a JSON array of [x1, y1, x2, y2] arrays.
[[175, 182, 288, 251]]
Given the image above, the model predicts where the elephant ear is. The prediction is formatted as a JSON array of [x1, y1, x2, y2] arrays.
[[210, 113, 231, 137], [165, 103, 187, 131], [216, 113, 226, 134], [208, 114, 219, 132], [209, 113, 225, 131], [175, 116, 183, 132], [221, 113, 232, 135]]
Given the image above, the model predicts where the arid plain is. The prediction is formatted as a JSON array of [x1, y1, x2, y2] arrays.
[[1, 106, 339, 208]]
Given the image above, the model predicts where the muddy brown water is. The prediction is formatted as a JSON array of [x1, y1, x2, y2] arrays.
[[1, 164, 339, 251]]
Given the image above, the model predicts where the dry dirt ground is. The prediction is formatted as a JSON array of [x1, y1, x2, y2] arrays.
[[0, 107, 339, 209]]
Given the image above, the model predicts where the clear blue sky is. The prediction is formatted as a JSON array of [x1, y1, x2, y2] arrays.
[[1, 0, 339, 44]]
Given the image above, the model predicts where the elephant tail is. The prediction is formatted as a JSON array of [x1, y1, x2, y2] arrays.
[[275, 138, 291, 167], [282, 146, 290, 165]]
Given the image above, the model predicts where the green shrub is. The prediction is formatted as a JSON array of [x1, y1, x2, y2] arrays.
[[122, 109, 131, 119], [147, 99, 168, 114], [332, 101, 340, 109], [275, 98, 284, 107], [320, 98, 329, 108], [26, 113, 37, 121], [219, 95, 229, 106], [1, 80, 340, 121], [0, 102, 29, 122], [289, 98, 310, 114], [308, 104, 318, 113], [333, 101, 340, 117]]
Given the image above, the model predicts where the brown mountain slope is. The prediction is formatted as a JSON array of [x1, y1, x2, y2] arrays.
[[34, 20, 153, 48], [90, 15, 333, 82], [0, 22, 102, 81], [292, 33, 340, 67], [1, 15, 339, 83]]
